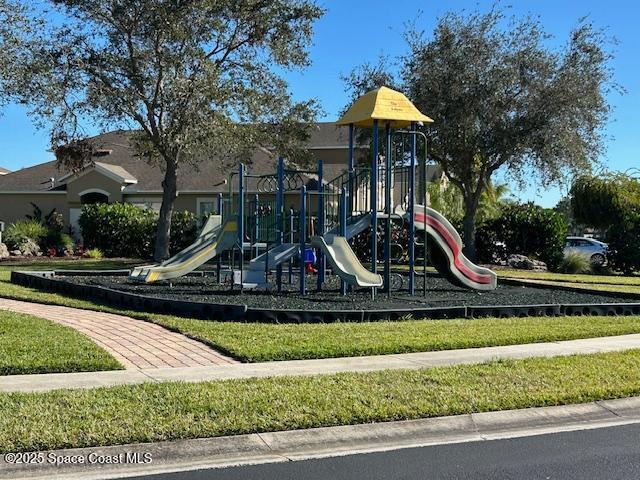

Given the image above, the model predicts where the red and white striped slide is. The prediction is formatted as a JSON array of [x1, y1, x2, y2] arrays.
[[410, 204, 497, 291]]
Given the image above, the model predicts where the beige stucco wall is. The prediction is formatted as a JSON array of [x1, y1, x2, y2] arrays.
[[66, 170, 124, 206], [0, 193, 68, 226]]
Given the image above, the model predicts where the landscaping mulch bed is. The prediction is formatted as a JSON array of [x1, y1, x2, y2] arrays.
[[59, 273, 640, 311]]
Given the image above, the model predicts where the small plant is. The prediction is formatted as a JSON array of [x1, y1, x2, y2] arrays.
[[83, 248, 104, 259], [59, 233, 75, 253], [558, 251, 593, 274], [3, 220, 49, 249]]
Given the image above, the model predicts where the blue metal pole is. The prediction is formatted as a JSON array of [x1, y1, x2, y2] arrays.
[[288, 208, 294, 283], [409, 122, 417, 295], [348, 123, 354, 214], [340, 186, 348, 296], [253, 194, 259, 257], [238, 163, 245, 289], [276, 156, 284, 292], [317, 159, 325, 291], [300, 185, 307, 296], [216, 193, 223, 283], [371, 119, 379, 273], [384, 123, 392, 294]]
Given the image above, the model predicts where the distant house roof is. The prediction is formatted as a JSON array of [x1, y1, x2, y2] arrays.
[[0, 167, 10, 175], [0, 123, 442, 193], [0, 123, 352, 193]]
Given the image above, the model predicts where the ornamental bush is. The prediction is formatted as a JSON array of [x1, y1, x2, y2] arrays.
[[170, 210, 198, 254], [79, 203, 199, 258], [79, 203, 156, 257], [571, 174, 640, 273], [476, 203, 567, 270], [3, 220, 49, 250]]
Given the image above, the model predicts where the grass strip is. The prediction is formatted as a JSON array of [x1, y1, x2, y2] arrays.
[[2, 350, 640, 453], [497, 269, 640, 286], [505, 278, 640, 295], [0, 311, 123, 375], [152, 314, 640, 362]]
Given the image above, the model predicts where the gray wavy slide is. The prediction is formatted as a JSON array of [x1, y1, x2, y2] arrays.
[[311, 234, 383, 288], [129, 215, 238, 283]]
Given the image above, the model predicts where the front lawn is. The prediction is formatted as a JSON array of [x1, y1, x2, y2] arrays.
[[153, 314, 640, 362], [0, 311, 122, 375], [2, 349, 640, 453]]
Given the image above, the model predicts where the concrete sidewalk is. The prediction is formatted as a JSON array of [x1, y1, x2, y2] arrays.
[[3, 396, 640, 480], [3, 333, 640, 393]]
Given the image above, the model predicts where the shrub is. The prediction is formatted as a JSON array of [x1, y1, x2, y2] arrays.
[[79, 203, 200, 258], [170, 211, 198, 254], [606, 213, 640, 274], [42, 230, 75, 254], [3, 220, 49, 250], [476, 203, 567, 270], [558, 251, 593, 274], [79, 203, 156, 257], [571, 174, 640, 274], [83, 248, 104, 259]]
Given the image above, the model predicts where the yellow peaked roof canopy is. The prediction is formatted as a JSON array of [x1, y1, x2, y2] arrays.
[[336, 86, 433, 128]]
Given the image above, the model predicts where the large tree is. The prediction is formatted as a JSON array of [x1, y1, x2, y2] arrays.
[[0, 0, 323, 260], [345, 6, 618, 260]]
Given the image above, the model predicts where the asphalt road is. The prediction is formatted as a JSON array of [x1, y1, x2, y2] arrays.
[[131, 423, 640, 480]]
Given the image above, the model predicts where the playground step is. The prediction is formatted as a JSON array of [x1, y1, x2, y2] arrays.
[[239, 243, 300, 288]]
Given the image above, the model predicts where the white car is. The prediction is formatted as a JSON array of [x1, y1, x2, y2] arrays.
[[564, 236, 608, 265]]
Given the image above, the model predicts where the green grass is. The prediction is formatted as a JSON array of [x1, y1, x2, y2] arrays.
[[152, 314, 640, 362], [507, 279, 640, 295], [0, 310, 122, 375], [3, 259, 640, 362], [497, 269, 640, 285], [0, 259, 141, 311], [2, 349, 640, 452]]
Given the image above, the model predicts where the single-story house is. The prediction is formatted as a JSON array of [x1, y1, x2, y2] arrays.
[[0, 123, 444, 237]]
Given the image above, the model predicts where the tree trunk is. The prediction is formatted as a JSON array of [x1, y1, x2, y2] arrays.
[[462, 193, 480, 261], [154, 158, 178, 261]]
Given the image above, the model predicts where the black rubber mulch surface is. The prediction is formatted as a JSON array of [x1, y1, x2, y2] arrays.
[[59, 273, 640, 311]]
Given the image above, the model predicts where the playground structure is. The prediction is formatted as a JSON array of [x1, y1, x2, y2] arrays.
[[129, 87, 497, 295]]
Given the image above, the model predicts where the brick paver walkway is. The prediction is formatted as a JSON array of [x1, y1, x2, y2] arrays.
[[0, 298, 237, 369]]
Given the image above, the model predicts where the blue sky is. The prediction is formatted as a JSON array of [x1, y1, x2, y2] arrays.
[[1, 0, 638, 207]]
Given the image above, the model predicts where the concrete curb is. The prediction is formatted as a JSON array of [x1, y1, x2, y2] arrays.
[[3, 333, 640, 393], [3, 396, 640, 480]]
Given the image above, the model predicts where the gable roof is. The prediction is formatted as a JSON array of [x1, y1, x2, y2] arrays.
[[0, 167, 9, 175], [58, 161, 138, 185]]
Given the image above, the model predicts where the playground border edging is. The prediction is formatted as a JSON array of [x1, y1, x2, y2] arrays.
[[10, 270, 640, 323]]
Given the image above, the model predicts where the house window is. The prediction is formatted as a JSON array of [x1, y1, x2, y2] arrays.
[[81, 192, 109, 205], [127, 196, 161, 212]]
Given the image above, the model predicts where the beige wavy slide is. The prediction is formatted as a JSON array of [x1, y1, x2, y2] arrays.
[[311, 234, 383, 288]]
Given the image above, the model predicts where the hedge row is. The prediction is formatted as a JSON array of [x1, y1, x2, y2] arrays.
[[571, 174, 640, 273], [79, 203, 198, 258], [476, 203, 567, 270]]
